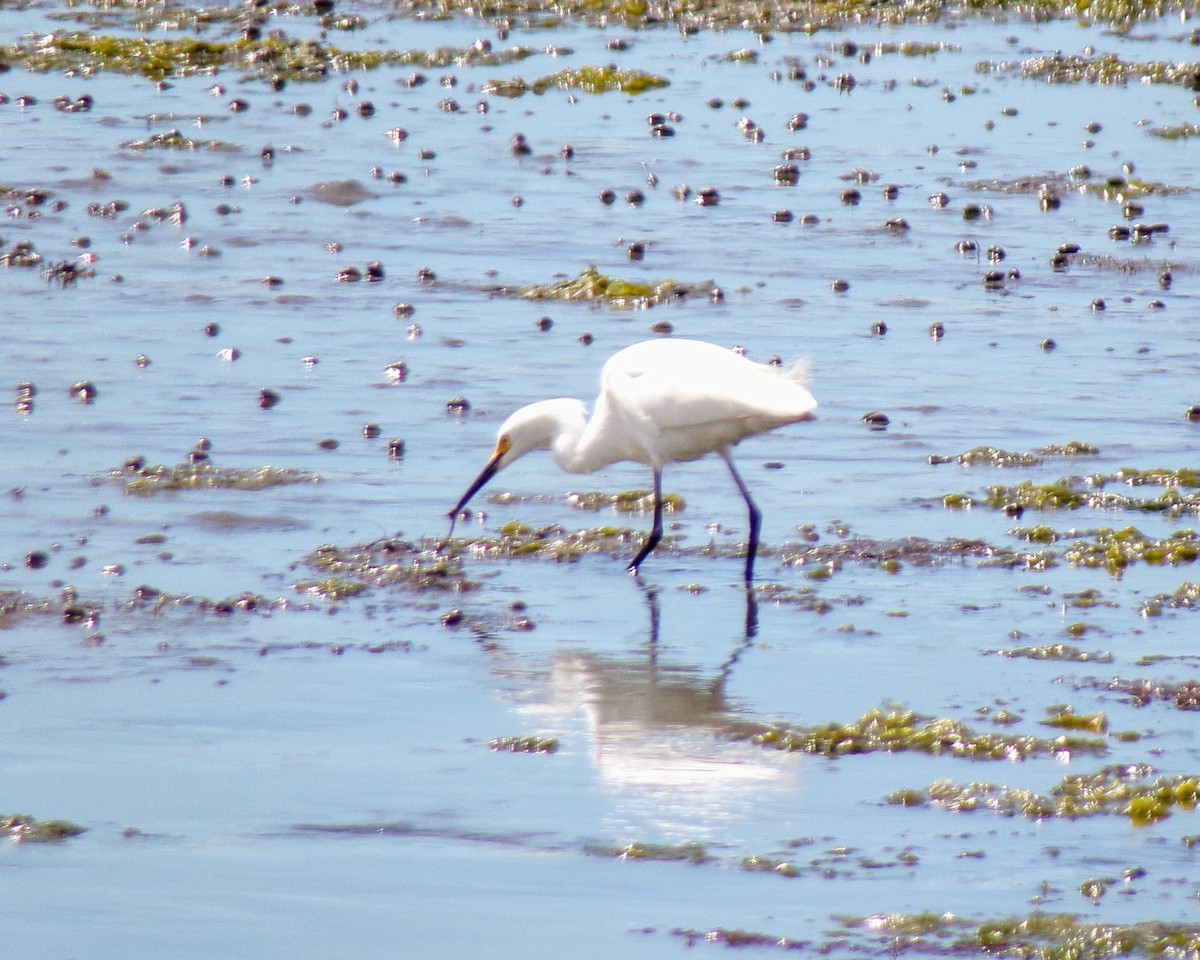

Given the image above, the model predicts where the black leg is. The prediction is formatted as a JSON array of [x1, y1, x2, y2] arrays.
[[627, 469, 664, 575], [721, 453, 760, 583]]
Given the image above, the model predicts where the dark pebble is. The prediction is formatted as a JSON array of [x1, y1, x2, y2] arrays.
[[69, 381, 97, 403]]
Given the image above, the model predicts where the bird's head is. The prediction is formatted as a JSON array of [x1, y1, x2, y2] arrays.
[[442, 400, 583, 545]]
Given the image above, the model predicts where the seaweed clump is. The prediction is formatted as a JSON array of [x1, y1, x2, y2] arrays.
[[305, 539, 474, 594], [987, 643, 1113, 664], [928, 441, 1097, 467], [836, 912, 1200, 960], [943, 469, 1200, 518], [117, 460, 320, 495], [2, 813, 87, 843], [483, 65, 668, 97], [3, 34, 537, 83], [513, 266, 719, 309], [979, 52, 1200, 89], [889, 764, 1200, 825], [1072, 675, 1200, 711], [398, 0, 1194, 33], [582, 841, 712, 864], [726, 708, 1107, 761]]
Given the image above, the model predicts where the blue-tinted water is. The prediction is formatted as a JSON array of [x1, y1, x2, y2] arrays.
[[3, 6, 1200, 956]]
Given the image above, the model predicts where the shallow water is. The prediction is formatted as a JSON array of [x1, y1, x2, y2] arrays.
[[4, 3, 1200, 956]]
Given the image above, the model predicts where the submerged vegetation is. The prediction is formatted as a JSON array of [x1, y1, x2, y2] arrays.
[[511, 266, 720, 309], [305, 539, 475, 594], [929, 442, 1098, 468], [1, 813, 87, 842], [726, 708, 1107, 761], [890, 764, 1200, 826], [583, 841, 713, 863], [942, 467, 1200, 518], [674, 911, 1200, 958], [1072, 675, 1200, 711], [979, 51, 1200, 88], [399, 0, 1198, 32], [482, 65, 668, 97], [2, 33, 538, 82], [988, 643, 1114, 663], [116, 460, 320, 495]]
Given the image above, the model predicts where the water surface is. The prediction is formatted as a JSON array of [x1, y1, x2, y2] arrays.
[[3, 5, 1200, 956]]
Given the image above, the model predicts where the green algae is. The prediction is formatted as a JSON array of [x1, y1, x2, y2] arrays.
[[117, 461, 319, 495], [890, 765, 1200, 824], [1141, 581, 1200, 616], [443, 523, 653, 564], [979, 51, 1200, 88], [512, 266, 719, 309], [750, 583, 866, 616], [726, 708, 1107, 761], [929, 441, 1098, 468], [1042, 705, 1108, 734], [489, 735, 560, 753], [987, 643, 1113, 664], [583, 840, 712, 864], [305, 539, 477, 595], [1, 813, 87, 843], [1147, 123, 1200, 140], [482, 64, 668, 97], [1004, 527, 1200, 578], [672, 927, 807, 949], [3, 33, 537, 82], [397, 0, 1195, 33], [676, 911, 1200, 958], [1062, 527, 1200, 574], [1072, 676, 1200, 711], [292, 577, 368, 601], [833, 912, 1200, 960], [741, 854, 802, 878], [777, 535, 1007, 571], [121, 587, 278, 619], [943, 469, 1200, 518], [122, 129, 238, 151]]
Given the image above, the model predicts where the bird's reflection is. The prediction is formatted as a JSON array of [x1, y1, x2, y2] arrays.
[[516, 583, 798, 834]]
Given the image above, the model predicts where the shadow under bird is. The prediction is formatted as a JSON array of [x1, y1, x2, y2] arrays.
[[444, 338, 817, 582]]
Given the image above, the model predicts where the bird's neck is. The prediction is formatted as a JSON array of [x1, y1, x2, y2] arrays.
[[545, 399, 594, 474]]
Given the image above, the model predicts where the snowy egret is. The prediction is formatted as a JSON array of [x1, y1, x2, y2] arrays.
[[444, 338, 816, 581]]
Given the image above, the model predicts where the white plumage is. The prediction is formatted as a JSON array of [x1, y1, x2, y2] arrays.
[[445, 338, 816, 581]]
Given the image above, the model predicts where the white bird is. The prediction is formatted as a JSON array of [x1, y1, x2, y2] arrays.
[[444, 338, 817, 582]]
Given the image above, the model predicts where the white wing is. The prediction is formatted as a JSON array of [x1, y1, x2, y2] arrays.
[[598, 339, 816, 464]]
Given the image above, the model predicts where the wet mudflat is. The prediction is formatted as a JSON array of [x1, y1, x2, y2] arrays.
[[4, 0, 1200, 956]]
